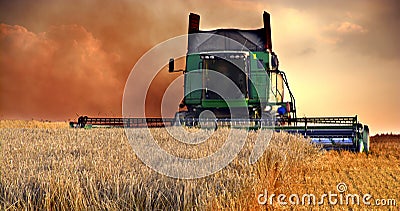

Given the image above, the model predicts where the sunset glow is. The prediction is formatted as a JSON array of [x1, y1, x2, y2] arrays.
[[0, 0, 399, 134]]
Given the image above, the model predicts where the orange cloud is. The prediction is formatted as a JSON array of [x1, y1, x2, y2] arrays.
[[0, 24, 122, 120], [0, 0, 399, 134], [336, 21, 367, 34]]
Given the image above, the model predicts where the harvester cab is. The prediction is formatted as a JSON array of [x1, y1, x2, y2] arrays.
[[169, 12, 296, 122]]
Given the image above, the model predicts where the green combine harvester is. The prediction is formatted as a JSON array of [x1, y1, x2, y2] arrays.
[[70, 11, 370, 153]]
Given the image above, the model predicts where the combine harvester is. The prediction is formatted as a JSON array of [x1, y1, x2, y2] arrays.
[[70, 11, 369, 153]]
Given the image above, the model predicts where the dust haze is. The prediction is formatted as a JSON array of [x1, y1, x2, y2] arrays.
[[0, 0, 399, 133]]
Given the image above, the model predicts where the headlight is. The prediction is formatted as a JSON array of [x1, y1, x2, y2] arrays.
[[264, 105, 272, 112]]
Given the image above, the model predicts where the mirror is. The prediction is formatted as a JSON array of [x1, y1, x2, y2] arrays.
[[168, 58, 174, 72]]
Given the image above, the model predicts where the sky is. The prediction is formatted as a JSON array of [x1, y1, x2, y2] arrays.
[[0, 0, 399, 134]]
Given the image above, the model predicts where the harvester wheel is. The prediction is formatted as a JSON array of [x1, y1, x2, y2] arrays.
[[363, 125, 370, 153], [357, 139, 365, 153], [357, 125, 370, 153]]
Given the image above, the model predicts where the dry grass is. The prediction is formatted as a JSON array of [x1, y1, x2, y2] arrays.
[[1, 121, 399, 210], [0, 120, 69, 129]]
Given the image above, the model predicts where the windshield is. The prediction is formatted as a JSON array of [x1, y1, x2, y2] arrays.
[[202, 54, 247, 100]]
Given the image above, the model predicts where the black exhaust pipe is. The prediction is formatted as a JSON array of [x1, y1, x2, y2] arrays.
[[188, 13, 200, 34], [263, 11, 272, 51]]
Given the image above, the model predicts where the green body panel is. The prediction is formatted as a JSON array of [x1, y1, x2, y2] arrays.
[[201, 99, 248, 108], [184, 54, 202, 104], [249, 52, 269, 103], [248, 71, 267, 101]]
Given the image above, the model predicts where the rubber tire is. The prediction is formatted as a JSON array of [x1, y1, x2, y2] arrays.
[[358, 139, 365, 153], [363, 125, 370, 153]]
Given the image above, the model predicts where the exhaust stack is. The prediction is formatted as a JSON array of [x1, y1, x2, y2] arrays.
[[263, 11, 272, 51], [188, 13, 200, 34]]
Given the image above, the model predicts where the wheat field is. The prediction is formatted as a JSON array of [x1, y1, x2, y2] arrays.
[[0, 120, 399, 210]]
